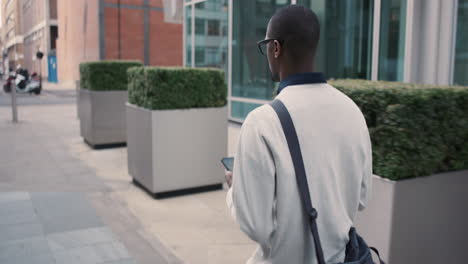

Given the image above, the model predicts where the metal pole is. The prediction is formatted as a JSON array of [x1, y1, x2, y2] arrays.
[[371, 0, 381, 81], [39, 59, 42, 88], [11, 79, 18, 123]]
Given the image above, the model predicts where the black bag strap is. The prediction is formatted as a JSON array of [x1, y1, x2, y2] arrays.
[[370, 247, 386, 264], [270, 99, 326, 264]]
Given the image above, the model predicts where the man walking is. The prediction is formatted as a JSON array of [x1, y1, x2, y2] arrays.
[[226, 5, 373, 264]]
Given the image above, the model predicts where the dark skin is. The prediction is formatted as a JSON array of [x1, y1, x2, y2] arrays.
[[265, 22, 315, 82], [225, 19, 316, 188]]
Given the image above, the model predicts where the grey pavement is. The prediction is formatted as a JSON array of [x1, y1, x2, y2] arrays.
[[0, 192, 135, 264], [0, 94, 183, 264], [0, 88, 255, 264], [0, 87, 77, 106]]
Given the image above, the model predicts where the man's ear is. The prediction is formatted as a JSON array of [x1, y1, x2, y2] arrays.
[[273, 40, 281, 59]]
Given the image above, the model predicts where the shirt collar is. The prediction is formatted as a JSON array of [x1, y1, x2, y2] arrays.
[[277, 72, 327, 94]]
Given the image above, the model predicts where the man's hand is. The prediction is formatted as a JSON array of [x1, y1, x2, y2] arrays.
[[225, 170, 233, 188]]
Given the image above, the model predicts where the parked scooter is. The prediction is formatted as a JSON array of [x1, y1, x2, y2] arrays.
[[3, 73, 15, 93], [3, 71, 41, 95]]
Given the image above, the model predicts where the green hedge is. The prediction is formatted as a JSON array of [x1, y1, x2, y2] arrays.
[[80, 60, 142, 91], [128, 67, 227, 110], [329, 79, 468, 181]]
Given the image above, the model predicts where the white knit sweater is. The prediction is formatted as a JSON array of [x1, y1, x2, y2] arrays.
[[227, 83, 373, 264]]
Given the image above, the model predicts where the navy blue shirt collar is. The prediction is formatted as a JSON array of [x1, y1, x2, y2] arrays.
[[277, 72, 326, 94]]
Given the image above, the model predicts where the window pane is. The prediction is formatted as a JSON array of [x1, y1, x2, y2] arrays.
[[298, 0, 374, 79], [232, 0, 288, 102], [195, 47, 205, 66], [454, 0, 468, 86], [231, 101, 263, 120], [195, 18, 205, 35], [193, 0, 228, 70], [207, 20, 220, 36], [378, 0, 406, 81], [185, 5, 192, 67]]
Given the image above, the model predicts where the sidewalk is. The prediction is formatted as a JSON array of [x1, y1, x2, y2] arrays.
[[0, 80, 76, 107], [42, 81, 76, 90], [0, 96, 255, 263]]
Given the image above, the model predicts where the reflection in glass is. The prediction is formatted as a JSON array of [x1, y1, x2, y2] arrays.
[[454, 0, 468, 86], [378, 0, 406, 81], [299, 0, 374, 79], [193, 0, 228, 71], [185, 5, 192, 67], [195, 18, 205, 35], [232, 0, 288, 102]]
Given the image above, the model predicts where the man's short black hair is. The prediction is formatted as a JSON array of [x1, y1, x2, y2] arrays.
[[268, 5, 320, 61]]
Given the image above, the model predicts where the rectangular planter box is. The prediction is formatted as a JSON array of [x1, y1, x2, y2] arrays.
[[76, 80, 81, 119], [78, 89, 128, 148], [354, 170, 468, 264], [126, 103, 227, 198]]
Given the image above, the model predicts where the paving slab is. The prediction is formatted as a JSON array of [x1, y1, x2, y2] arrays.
[[0, 192, 30, 204], [0, 252, 56, 264], [31, 192, 103, 234], [47, 227, 117, 252], [0, 222, 44, 245], [0, 236, 51, 261], [0, 100, 255, 263], [0, 199, 39, 226]]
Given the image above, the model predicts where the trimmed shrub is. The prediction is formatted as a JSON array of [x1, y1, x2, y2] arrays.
[[128, 67, 227, 110], [80, 60, 142, 91], [329, 79, 468, 181]]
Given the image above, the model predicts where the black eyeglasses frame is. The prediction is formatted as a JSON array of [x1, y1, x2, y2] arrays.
[[257, 38, 284, 56]]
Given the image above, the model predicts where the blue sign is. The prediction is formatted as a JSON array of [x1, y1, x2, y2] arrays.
[[48, 55, 58, 83]]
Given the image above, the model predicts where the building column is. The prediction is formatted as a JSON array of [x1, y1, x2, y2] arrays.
[[408, 0, 457, 85], [437, 0, 458, 85], [44, 0, 52, 79]]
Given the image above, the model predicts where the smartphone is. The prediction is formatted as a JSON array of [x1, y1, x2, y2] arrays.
[[221, 157, 234, 171]]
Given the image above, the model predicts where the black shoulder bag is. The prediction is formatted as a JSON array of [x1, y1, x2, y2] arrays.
[[270, 99, 385, 264]]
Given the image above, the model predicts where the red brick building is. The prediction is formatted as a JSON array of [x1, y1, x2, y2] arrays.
[[57, 0, 183, 85]]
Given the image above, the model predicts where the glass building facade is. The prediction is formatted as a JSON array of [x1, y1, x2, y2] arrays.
[[184, 0, 468, 120], [184, 0, 228, 72], [298, 0, 374, 80], [454, 0, 468, 86], [230, 0, 289, 119], [378, 0, 406, 81]]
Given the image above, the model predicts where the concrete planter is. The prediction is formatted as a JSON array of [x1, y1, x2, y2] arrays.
[[126, 103, 227, 198], [354, 170, 468, 264], [76, 80, 81, 119], [78, 89, 128, 148]]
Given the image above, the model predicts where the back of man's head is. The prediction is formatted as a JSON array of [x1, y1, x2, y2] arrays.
[[268, 5, 320, 62]]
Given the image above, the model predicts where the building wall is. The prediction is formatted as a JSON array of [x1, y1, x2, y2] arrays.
[[21, 0, 45, 31], [2, 0, 22, 40], [21, 0, 48, 76], [149, 5, 183, 66], [104, 1, 145, 62], [56, 0, 100, 83], [2, 0, 24, 70], [102, 0, 183, 66], [57, 0, 182, 84], [6, 44, 24, 70], [23, 29, 47, 75], [50, 0, 58, 19]]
